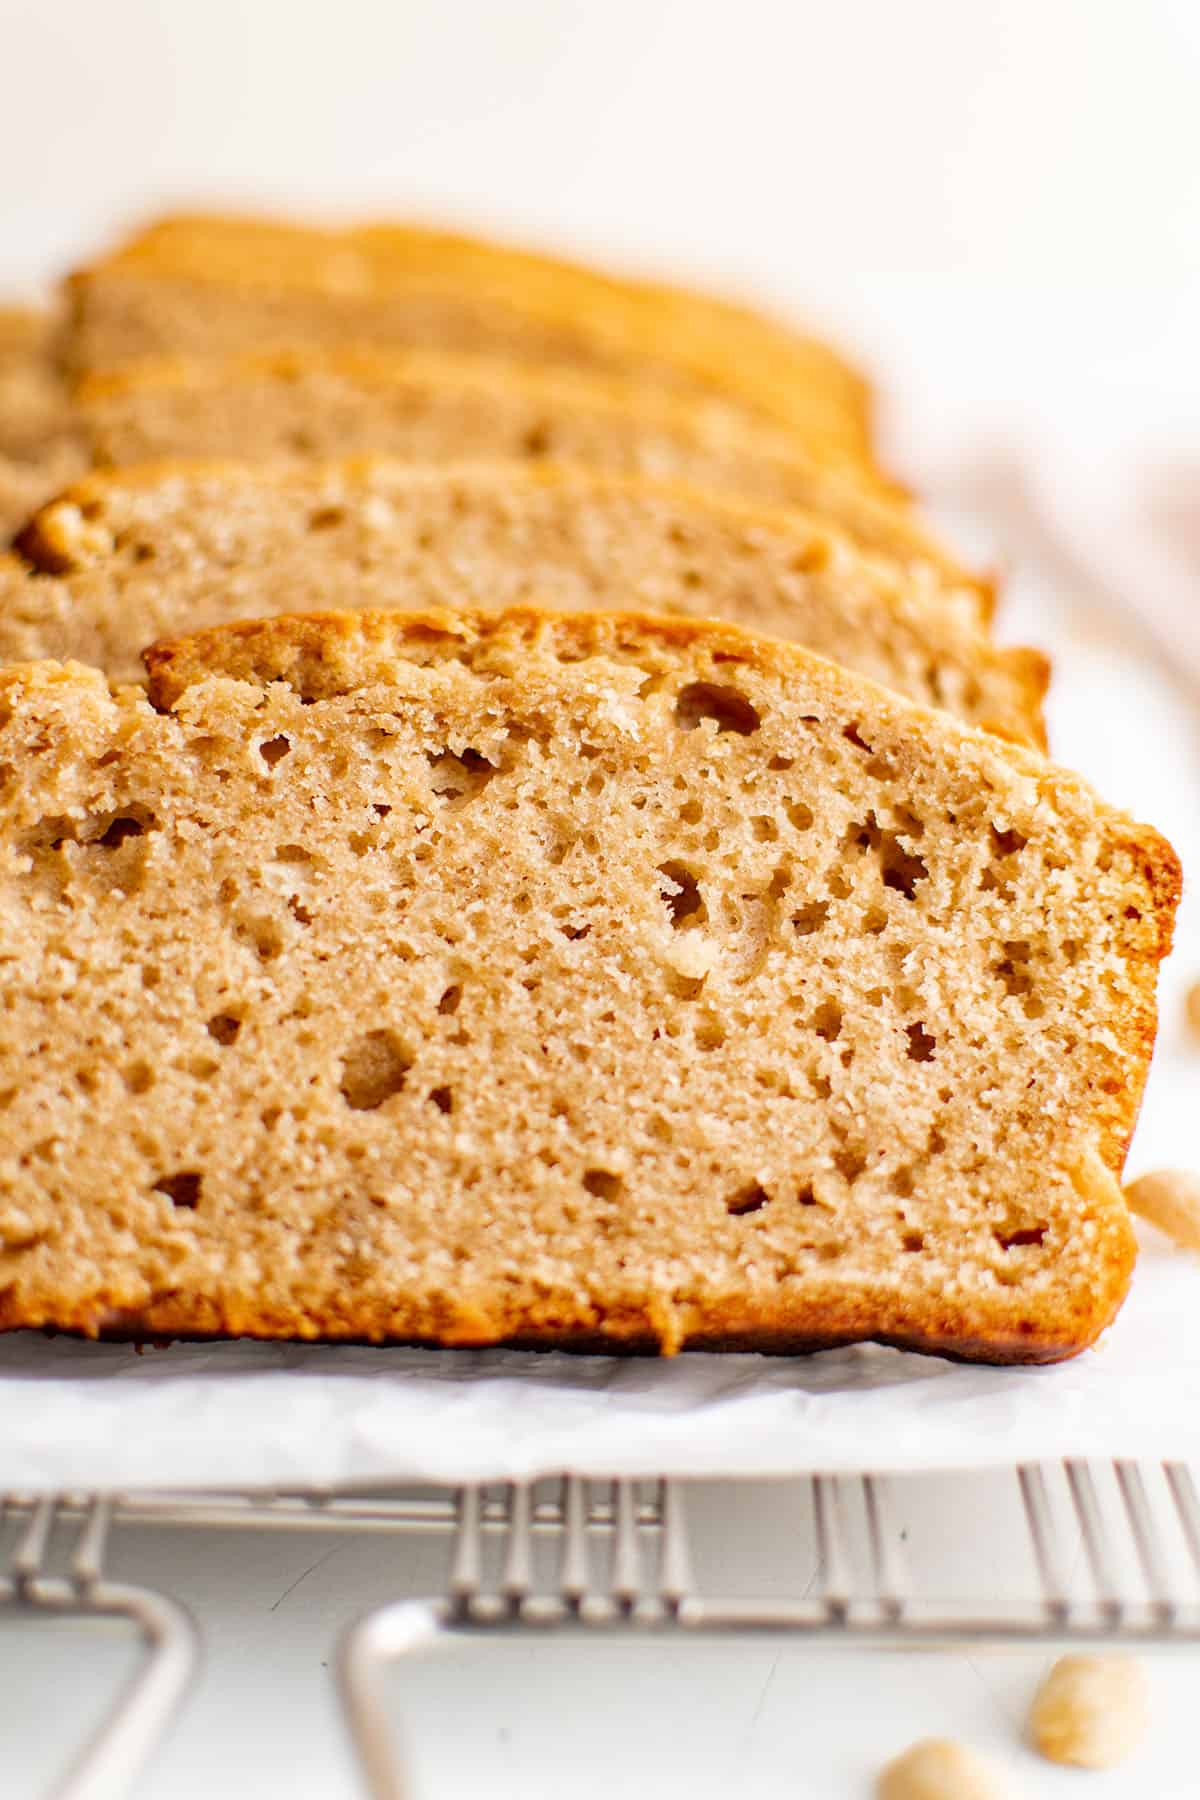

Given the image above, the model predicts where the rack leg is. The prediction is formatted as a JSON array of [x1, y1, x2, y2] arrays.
[[337, 1601, 445, 1800]]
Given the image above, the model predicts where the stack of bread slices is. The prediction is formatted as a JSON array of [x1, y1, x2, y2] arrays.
[[0, 214, 1179, 1364]]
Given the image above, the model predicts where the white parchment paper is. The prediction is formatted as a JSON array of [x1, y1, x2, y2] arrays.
[[0, 1230, 1195, 1491], [1, 484, 1197, 1494]]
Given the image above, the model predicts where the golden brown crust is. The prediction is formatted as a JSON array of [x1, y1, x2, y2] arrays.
[[0, 1271, 1128, 1365], [66, 211, 876, 468]]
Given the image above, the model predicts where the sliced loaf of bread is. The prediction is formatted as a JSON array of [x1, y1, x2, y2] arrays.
[[74, 349, 986, 612], [5, 458, 1045, 739], [65, 212, 876, 472], [0, 607, 1177, 1359]]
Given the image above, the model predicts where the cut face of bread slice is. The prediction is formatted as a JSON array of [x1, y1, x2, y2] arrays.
[[0, 446, 86, 544], [66, 211, 876, 472], [75, 349, 986, 611], [6, 458, 1045, 740], [0, 608, 1177, 1360], [0, 306, 86, 541]]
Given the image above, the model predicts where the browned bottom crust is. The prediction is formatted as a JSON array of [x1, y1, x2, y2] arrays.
[[1, 1255, 1132, 1368]]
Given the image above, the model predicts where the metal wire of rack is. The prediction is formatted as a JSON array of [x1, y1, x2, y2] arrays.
[[4, 1460, 1200, 1799]]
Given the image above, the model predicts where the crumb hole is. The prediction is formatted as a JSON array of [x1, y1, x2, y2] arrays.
[[154, 1171, 202, 1209], [993, 940, 1034, 996], [726, 1182, 770, 1216], [905, 1022, 937, 1063], [849, 812, 929, 898], [813, 1000, 843, 1041], [97, 814, 147, 848], [240, 916, 284, 961], [259, 735, 291, 767], [583, 1169, 624, 1201], [791, 900, 829, 936], [426, 747, 498, 804], [996, 1224, 1047, 1250], [429, 1085, 454, 1115], [674, 681, 761, 735], [657, 860, 705, 927], [438, 984, 462, 1015], [833, 1143, 867, 1183], [339, 1030, 412, 1110]]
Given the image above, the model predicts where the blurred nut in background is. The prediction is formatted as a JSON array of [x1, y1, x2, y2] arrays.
[[1124, 1170, 1200, 1251], [1029, 1654, 1149, 1768], [877, 1737, 1006, 1800]]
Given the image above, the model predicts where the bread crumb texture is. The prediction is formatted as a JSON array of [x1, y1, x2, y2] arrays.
[[6, 459, 1041, 738], [0, 608, 1177, 1356], [73, 348, 985, 608], [1029, 1655, 1150, 1768], [0, 305, 87, 539]]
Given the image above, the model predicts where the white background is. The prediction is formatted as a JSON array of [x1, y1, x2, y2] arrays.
[[2, 2, 1200, 1795]]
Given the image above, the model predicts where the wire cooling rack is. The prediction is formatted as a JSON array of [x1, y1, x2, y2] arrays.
[[4, 1460, 1200, 1799]]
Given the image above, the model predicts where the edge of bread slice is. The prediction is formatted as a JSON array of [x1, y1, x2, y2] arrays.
[[6, 456, 1044, 739], [0, 304, 87, 540], [64, 210, 878, 472], [72, 346, 990, 615]]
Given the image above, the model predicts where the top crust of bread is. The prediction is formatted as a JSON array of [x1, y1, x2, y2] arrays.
[[65, 211, 877, 469]]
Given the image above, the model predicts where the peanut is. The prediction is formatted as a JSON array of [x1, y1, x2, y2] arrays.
[[1029, 1654, 1149, 1768], [877, 1737, 1007, 1800], [1124, 1169, 1200, 1251], [1185, 979, 1200, 1040]]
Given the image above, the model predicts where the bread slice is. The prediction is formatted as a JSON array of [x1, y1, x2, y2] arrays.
[[0, 306, 86, 540], [0, 607, 1177, 1360], [5, 458, 1045, 740], [65, 211, 876, 473], [75, 348, 987, 613]]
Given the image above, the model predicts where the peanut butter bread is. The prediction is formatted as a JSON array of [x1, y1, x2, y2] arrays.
[[0, 307, 86, 540], [4, 458, 1045, 739], [0, 446, 85, 544], [65, 212, 876, 472], [0, 607, 1177, 1359], [74, 349, 987, 612]]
